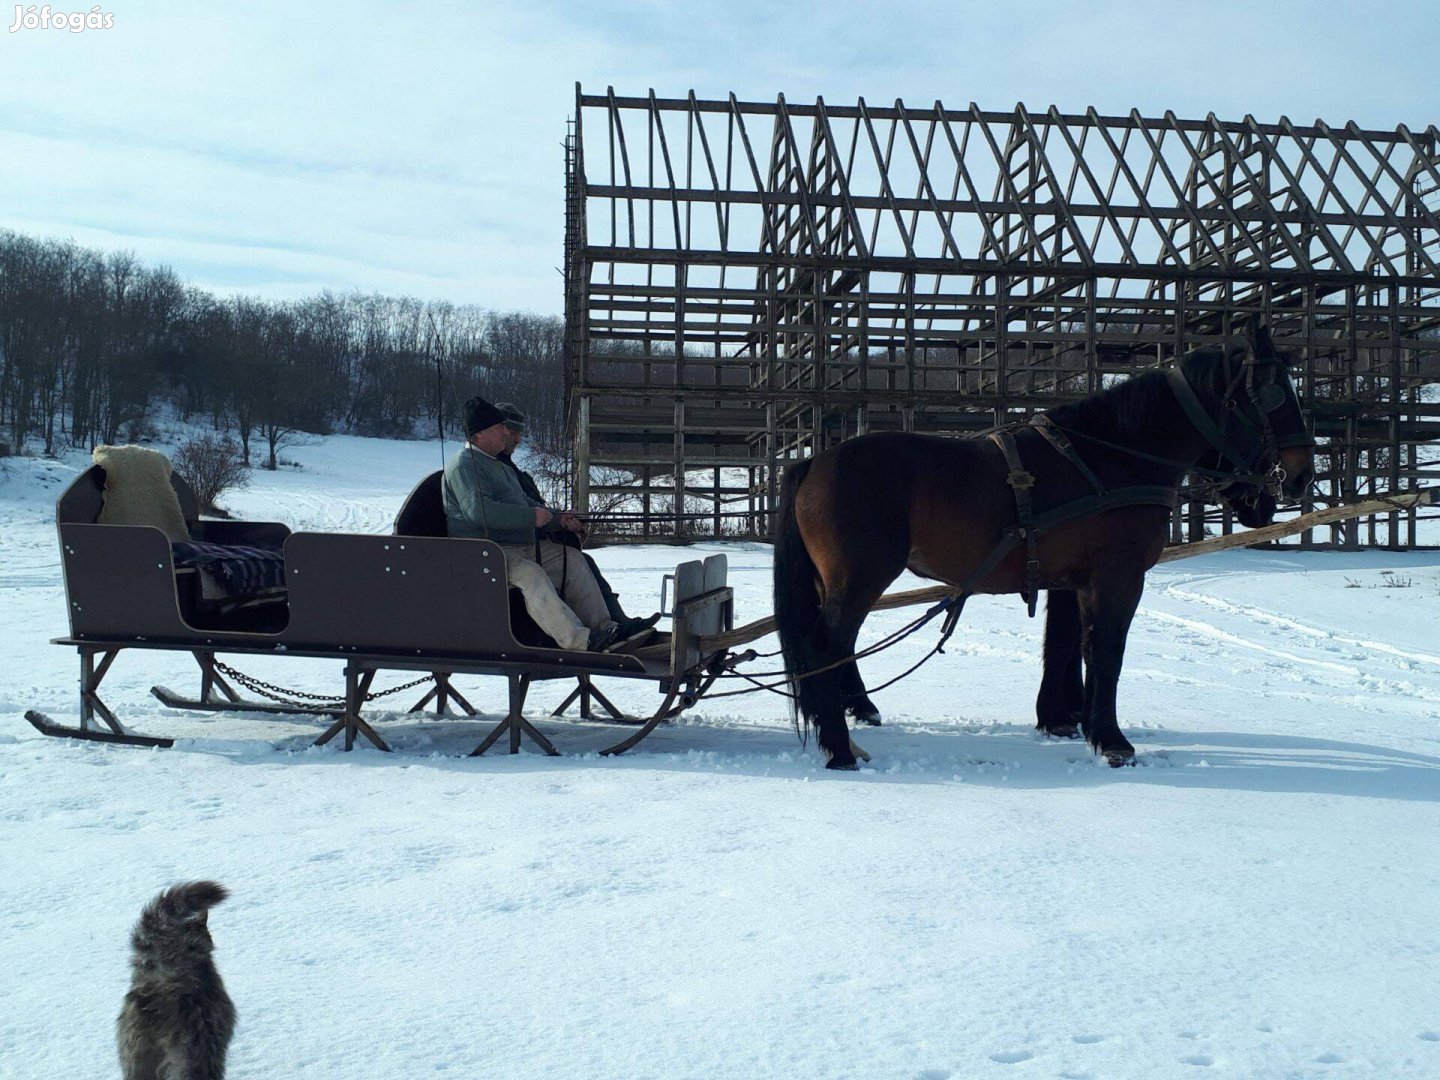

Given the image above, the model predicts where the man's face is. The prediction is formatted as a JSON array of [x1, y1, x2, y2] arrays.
[[503, 426, 521, 453], [470, 423, 508, 455]]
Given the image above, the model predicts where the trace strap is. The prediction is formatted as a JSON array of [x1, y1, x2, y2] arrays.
[[990, 429, 1042, 616]]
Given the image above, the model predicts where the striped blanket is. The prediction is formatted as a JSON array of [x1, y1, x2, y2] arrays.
[[171, 541, 286, 598]]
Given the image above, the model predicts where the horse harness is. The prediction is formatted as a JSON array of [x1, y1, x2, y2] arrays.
[[970, 351, 1314, 618], [981, 418, 1179, 617]]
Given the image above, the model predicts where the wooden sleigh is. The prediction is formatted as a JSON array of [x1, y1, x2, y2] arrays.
[[25, 468, 734, 757]]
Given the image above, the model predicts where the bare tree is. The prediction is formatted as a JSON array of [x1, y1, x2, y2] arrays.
[[0, 228, 571, 456], [174, 432, 249, 515]]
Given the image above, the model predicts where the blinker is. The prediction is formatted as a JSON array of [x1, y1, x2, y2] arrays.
[[1255, 383, 1286, 412]]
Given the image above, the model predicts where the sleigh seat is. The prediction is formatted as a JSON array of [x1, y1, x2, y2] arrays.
[[59, 463, 292, 633], [393, 471, 558, 649]]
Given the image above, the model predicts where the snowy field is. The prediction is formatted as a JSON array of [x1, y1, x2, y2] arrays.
[[3, 435, 1440, 1079]]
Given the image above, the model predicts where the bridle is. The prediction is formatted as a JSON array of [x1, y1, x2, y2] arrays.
[[1165, 347, 1315, 498]]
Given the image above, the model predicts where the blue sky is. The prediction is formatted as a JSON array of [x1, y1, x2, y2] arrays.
[[2, 0, 1435, 313]]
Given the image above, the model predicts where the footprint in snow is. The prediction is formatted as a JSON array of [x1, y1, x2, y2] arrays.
[[1071, 1034, 1104, 1044], [1315, 1052, 1345, 1064], [1181, 1054, 1213, 1066], [1420, 1031, 1440, 1042], [988, 1050, 1033, 1064]]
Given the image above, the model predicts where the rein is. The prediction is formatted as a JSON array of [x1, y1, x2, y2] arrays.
[[1039, 419, 1285, 492]]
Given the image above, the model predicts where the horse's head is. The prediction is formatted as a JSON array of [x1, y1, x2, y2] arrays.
[[1181, 324, 1316, 503]]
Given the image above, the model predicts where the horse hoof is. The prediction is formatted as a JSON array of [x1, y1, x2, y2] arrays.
[[851, 710, 883, 727], [825, 758, 860, 771], [1042, 724, 1080, 739], [1104, 751, 1136, 768]]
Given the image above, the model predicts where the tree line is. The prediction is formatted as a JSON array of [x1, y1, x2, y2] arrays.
[[0, 230, 568, 468]]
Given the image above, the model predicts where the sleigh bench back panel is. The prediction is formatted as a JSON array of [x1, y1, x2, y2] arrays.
[[283, 533, 522, 657]]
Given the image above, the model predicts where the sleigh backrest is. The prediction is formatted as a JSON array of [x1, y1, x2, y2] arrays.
[[394, 470, 447, 538], [58, 464, 200, 529]]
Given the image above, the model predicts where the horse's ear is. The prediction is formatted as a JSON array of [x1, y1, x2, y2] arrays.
[[1244, 322, 1290, 366], [1244, 321, 1272, 356]]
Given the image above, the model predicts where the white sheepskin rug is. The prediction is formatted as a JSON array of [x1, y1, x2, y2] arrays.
[[92, 444, 190, 541]]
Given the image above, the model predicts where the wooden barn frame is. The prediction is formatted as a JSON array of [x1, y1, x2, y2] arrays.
[[563, 86, 1440, 546]]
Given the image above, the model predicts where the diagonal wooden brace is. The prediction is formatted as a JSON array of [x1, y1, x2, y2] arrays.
[[470, 674, 559, 757]]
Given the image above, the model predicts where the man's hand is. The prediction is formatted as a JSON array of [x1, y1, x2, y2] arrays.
[[557, 511, 584, 534], [533, 507, 554, 528]]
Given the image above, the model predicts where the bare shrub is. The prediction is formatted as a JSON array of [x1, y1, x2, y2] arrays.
[[174, 432, 249, 515]]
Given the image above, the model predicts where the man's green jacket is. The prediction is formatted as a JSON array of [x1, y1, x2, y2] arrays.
[[442, 445, 535, 546]]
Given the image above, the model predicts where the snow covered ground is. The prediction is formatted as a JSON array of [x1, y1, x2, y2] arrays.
[[3, 435, 1440, 1078]]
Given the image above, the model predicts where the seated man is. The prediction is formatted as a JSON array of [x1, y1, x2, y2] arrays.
[[442, 395, 647, 652], [493, 401, 660, 636]]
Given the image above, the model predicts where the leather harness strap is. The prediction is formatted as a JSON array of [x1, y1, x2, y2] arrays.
[[952, 354, 1310, 618], [989, 429, 1042, 616], [1031, 414, 1108, 495], [974, 421, 1179, 618]]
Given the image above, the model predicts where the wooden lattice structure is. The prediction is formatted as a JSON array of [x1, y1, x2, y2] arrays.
[[564, 86, 1440, 546]]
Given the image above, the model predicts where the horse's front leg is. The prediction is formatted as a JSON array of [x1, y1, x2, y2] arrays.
[[1036, 590, 1083, 738], [1078, 572, 1144, 766]]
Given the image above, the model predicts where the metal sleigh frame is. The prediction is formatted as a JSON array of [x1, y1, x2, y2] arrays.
[[25, 468, 734, 758]]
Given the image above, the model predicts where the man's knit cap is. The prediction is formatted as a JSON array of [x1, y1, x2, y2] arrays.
[[463, 396, 507, 436]]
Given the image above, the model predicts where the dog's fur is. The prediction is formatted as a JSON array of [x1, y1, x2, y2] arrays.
[[117, 882, 236, 1080]]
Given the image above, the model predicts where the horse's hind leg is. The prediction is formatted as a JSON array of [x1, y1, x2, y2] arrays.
[[1078, 571, 1144, 766], [1036, 590, 1083, 738], [810, 620, 863, 770], [811, 587, 888, 769], [841, 661, 882, 726]]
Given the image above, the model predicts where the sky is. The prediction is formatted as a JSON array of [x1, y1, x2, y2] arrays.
[[2, 0, 1436, 314]]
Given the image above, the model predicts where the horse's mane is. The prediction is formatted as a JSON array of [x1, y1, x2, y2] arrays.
[[1044, 347, 1223, 440]]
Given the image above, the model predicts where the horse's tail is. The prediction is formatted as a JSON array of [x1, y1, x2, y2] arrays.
[[772, 457, 823, 745]]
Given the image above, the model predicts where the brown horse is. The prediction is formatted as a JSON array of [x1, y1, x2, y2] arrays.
[[773, 327, 1316, 769], [840, 479, 1279, 733]]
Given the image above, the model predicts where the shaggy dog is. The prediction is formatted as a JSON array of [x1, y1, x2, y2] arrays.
[[117, 882, 236, 1080]]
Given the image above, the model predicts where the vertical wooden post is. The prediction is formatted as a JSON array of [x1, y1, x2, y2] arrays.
[[574, 395, 590, 515], [78, 648, 95, 733], [673, 397, 686, 538]]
